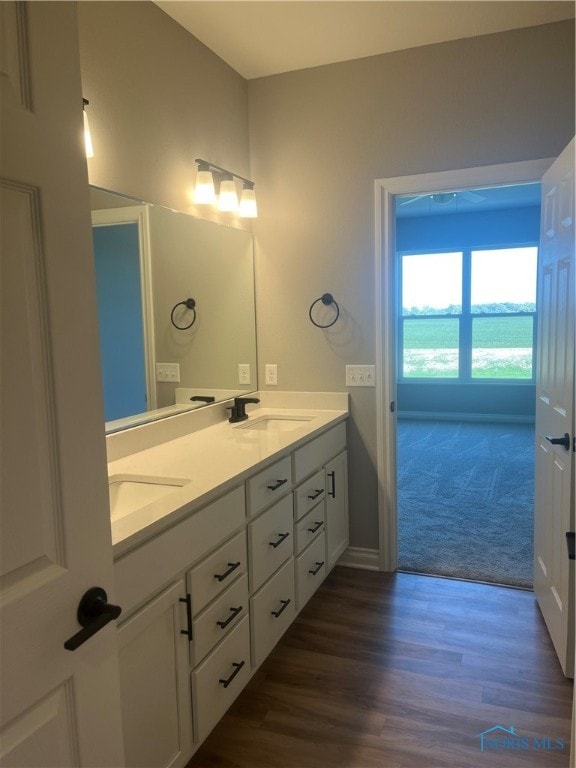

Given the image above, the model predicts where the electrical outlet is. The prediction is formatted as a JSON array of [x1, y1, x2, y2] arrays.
[[346, 365, 376, 387], [238, 363, 251, 385], [156, 362, 180, 382], [265, 364, 278, 386]]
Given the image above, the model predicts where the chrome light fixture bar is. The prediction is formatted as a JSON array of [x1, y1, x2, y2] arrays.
[[82, 98, 94, 159], [193, 158, 258, 218]]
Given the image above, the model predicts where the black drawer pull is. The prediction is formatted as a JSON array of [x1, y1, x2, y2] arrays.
[[217, 605, 243, 629], [307, 488, 324, 501], [269, 532, 290, 549], [214, 561, 241, 582], [219, 661, 245, 689], [307, 521, 323, 534], [267, 478, 288, 491], [327, 470, 336, 498], [309, 561, 324, 576], [271, 599, 291, 618], [179, 594, 193, 640]]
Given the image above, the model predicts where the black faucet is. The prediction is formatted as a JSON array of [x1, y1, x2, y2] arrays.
[[190, 395, 215, 403], [227, 396, 260, 423]]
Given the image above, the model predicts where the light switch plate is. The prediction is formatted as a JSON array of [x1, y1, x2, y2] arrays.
[[346, 365, 375, 387], [156, 362, 180, 382]]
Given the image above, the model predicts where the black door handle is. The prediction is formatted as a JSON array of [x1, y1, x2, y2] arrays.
[[566, 532, 575, 560], [545, 433, 571, 450], [64, 587, 122, 651]]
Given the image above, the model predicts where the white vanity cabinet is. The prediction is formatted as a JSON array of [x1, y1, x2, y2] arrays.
[[113, 415, 348, 765]]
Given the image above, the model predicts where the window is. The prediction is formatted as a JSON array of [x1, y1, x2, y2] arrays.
[[399, 246, 537, 381]]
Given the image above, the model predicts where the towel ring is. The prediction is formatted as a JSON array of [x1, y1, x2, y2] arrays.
[[171, 298, 197, 330], [309, 293, 340, 329]]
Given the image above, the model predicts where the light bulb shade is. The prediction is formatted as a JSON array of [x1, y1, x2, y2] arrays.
[[83, 109, 94, 158], [239, 186, 258, 218], [193, 168, 216, 204], [217, 178, 239, 212]]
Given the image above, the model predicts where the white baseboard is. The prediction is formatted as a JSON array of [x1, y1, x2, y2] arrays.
[[337, 546, 380, 571], [398, 411, 535, 424]]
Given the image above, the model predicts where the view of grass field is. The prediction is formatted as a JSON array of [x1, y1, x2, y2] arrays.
[[403, 316, 534, 378]]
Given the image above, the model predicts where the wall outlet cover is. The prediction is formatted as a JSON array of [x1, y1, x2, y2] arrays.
[[238, 363, 251, 385], [265, 364, 278, 385]]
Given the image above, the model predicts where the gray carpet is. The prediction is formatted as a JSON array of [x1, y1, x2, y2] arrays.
[[397, 419, 534, 588]]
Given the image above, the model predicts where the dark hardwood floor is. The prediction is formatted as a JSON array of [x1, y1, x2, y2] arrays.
[[186, 567, 573, 768]]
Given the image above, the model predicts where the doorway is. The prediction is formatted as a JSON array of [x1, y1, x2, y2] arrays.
[[374, 158, 553, 573], [394, 184, 539, 587]]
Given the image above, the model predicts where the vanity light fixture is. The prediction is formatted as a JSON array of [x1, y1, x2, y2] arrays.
[[82, 98, 94, 159], [193, 158, 258, 218]]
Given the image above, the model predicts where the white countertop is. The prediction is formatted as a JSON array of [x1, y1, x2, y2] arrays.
[[109, 405, 348, 557]]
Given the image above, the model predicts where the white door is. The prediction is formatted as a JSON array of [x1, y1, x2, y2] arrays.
[[0, 3, 125, 765], [533, 138, 575, 678]]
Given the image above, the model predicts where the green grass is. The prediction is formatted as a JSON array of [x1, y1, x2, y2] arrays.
[[403, 316, 533, 349]]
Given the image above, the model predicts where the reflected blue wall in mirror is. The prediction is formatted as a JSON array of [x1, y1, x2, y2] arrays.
[[93, 222, 147, 421]]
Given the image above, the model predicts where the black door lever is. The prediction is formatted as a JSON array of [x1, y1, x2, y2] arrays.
[[64, 587, 122, 651], [545, 433, 571, 451]]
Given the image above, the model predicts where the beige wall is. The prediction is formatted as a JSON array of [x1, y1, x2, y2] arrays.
[[248, 20, 575, 548], [77, 1, 251, 226]]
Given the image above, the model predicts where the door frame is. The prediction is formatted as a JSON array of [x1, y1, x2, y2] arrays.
[[374, 158, 553, 572]]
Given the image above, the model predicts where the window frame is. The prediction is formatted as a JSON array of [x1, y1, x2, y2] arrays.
[[397, 243, 538, 384]]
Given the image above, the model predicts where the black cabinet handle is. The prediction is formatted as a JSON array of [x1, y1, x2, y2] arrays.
[[214, 561, 241, 582], [64, 587, 122, 651], [267, 478, 288, 491], [307, 489, 324, 501], [545, 433, 571, 450], [567, 532, 575, 560], [307, 521, 323, 534], [179, 594, 193, 640], [271, 599, 291, 618], [218, 661, 245, 689], [269, 532, 290, 549], [327, 470, 336, 498], [308, 561, 324, 576], [216, 606, 243, 629]]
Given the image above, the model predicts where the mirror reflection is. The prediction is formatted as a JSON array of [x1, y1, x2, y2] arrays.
[[90, 187, 257, 433]]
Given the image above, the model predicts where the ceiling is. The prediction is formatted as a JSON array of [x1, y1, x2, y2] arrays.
[[154, 1, 575, 80]]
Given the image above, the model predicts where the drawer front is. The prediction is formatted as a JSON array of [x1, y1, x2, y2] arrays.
[[192, 615, 251, 744], [294, 505, 325, 555], [191, 575, 249, 667], [247, 455, 292, 518], [293, 421, 346, 484], [115, 486, 245, 616], [250, 558, 295, 669], [188, 530, 247, 615], [296, 532, 327, 610], [294, 468, 326, 522], [249, 495, 294, 592]]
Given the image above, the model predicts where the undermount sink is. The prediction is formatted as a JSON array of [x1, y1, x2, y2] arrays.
[[236, 415, 313, 433], [108, 474, 191, 520]]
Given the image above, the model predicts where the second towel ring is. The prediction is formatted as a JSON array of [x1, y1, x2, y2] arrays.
[[309, 293, 340, 329], [171, 298, 197, 330]]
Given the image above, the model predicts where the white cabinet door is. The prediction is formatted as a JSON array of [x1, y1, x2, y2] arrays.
[[0, 3, 124, 765], [118, 581, 193, 768], [325, 450, 349, 569], [534, 138, 575, 678]]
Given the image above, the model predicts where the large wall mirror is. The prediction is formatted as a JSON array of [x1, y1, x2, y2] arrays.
[[90, 187, 257, 433]]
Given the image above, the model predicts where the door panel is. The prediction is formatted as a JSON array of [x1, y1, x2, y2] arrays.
[[0, 3, 124, 764], [534, 138, 575, 677]]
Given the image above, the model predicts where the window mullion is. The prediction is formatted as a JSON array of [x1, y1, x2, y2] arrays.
[[460, 250, 472, 381]]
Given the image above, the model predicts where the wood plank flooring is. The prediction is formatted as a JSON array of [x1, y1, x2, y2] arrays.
[[186, 568, 573, 768]]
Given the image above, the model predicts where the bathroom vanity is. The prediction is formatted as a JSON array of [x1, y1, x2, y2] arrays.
[[107, 394, 349, 767]]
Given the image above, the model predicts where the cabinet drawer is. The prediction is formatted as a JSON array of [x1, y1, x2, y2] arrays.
[[188, 530, 247, 616], [249, 495, 294, 592], [294, 505, 325, 555], [247, 455, 292, 517], [293, 422, 346, 483], [115, 485, 245, 616], [296, 533, 326, 610], [250, 558, 295, 669], [192, 615, 251, 744], [294, 468, 326, 522], [191, 575, 248, 667]]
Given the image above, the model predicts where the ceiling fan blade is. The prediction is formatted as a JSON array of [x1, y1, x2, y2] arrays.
[[398, 194, 428, 207], [460, 190, 487, 203]]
